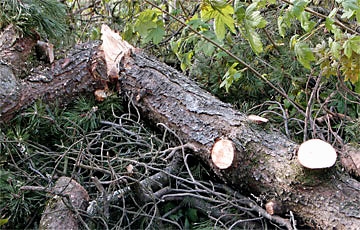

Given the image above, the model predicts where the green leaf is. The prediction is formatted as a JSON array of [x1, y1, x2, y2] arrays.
[[254, 0, 277, 7], [291, 0, 309, 18], [339, 0, 360, 19], [90, 27, 100, 40], [220, 63, 242, 92], [325, 17, 335, 31], [145, 22, 165, 44], [349, 35, 360, 54], [235, 5, 246, 21], [196, 40, 215, 56], [329, 39, 341, 59], [201, 1, 235, 40], [0, 218, 9, 226], [342, 9, 355, 18], [289, 34, 298, 49], [134, 9, 164, 44], [278, 11, 292, 38], [333, 27, 344, 40], [245, 3, 267, 28], [243, 2, 267, 54], [134, 9, 158, 37], [278, 16, 286, 37], [180, 51, 194, 71], [247, 29, 264, 54], [328, 7, 338, 18], [184, 218, 190, 229], [187, 17, 209, 30], [354, 78, 360, 93], [343, 39, 353, 58], [294, 41, 315, 69], [299, 11, 315, 32], [341, 0, 360, 10]]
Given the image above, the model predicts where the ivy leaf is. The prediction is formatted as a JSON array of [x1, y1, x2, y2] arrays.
[[294, 41, 315, 69], [201, 1, 235, 41]]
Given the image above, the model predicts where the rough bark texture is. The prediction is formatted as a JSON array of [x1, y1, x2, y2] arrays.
[[114, 40, 360, 229], [341, 144, 360, 179], [39, 176, 89, 230], [1, 25, 360, 229], [0, 34, 107, 122], [0, 24, 39, 77]]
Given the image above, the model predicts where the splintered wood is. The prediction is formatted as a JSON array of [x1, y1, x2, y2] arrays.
[[100, 24, 133, 79]]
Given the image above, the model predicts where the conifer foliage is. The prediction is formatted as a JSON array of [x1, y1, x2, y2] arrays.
[[0, 0, 67, 39]]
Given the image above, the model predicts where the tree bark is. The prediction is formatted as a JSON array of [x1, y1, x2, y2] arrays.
[[39, 176, 90, 230], [106, 29, 360, 229], [0, 25, 107, 122], [1, 25, 360, 229]]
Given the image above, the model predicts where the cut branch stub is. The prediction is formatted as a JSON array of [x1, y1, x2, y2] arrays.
[[247, 114, 269, 124], [297, 139, 337, 169], [265, 200, 286, 216], [211, 139, 235, 169]]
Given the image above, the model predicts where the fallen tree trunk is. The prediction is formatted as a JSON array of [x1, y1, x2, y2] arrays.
[[101, 27, 360, 229], [0, 25, 107, 122], [1, 25, 360, 229]]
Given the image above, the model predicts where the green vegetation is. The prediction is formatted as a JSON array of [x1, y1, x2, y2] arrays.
[[1, 0, 360, 229], [0, 0, 67, 40]]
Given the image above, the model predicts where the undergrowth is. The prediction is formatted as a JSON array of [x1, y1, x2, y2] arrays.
[[0, 95, 280, 229]]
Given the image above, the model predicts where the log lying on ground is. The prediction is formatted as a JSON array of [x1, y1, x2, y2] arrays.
[[1, 25, 360, 229], [0, 26, 107, 122], [39, 176, 89, 230], [100, 26, 360, 229]]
